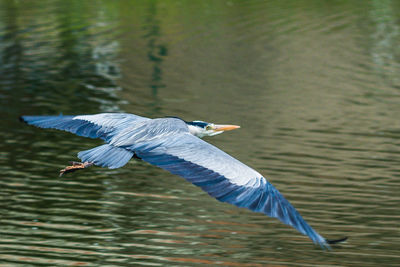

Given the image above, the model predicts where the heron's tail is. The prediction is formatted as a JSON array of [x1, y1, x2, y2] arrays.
[[77, 144, 133, 169]]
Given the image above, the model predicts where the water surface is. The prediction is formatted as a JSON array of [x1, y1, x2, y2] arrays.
[[1, 0, 400, 266]]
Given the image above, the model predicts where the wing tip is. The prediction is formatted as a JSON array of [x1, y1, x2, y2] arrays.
[[326, 236, 348, 245], [19, 116, 27, 123]]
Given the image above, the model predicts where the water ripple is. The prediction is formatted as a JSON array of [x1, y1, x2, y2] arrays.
[[1, 0, 400, 266]]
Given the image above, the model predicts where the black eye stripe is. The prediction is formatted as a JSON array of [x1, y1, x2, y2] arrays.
[[187, 121, 208, 128]]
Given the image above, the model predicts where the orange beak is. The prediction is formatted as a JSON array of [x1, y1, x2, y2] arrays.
[[213, 124, 241, 132]]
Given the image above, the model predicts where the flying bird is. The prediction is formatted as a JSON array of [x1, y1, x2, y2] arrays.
[[20, 113, 347, 249]]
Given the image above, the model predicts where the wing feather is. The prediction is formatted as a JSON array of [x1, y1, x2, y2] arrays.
[[20, 113, 149, 140], [133, 133, 329, 248]]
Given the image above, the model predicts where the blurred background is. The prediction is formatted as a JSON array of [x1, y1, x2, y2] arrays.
[[1, 0, 400, 266]]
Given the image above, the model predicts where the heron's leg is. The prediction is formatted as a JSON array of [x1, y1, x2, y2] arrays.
[[59, 161, 94, 177]]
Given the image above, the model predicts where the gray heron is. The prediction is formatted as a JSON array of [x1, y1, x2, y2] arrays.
[[20, 113, 347, 249]]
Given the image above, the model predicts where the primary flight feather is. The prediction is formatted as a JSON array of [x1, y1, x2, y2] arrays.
[[20, 113, 346, 249]]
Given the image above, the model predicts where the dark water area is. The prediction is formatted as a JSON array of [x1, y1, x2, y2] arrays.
[[1, 0, 400, 266]]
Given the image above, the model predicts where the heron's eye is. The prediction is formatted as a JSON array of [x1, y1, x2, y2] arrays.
[[205, 125, 212, 131]]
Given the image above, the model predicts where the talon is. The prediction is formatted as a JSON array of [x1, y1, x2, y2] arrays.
[[59, 162, 93, 176]]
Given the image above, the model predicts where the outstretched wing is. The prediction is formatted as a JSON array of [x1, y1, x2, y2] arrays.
[[20, 113, 150, 140], [131, 133, 330, 249]]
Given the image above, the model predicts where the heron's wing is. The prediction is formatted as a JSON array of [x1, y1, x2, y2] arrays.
[[20, 113, 150, 140], [76, 118, 189, 169], [133, 133, 329, 248]]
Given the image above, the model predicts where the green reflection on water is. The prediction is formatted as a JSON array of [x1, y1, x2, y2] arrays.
[[0, 0, 400, 266]]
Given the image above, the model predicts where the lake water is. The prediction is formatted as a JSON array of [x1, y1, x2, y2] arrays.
[[1, 0, 400, 266]]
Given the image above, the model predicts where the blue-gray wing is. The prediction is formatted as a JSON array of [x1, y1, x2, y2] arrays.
[[20, 113, 150, 140], [132, 133, 329, 248], [77, 118, 189, 169]]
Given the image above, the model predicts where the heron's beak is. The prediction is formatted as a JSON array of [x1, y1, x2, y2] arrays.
[[213, 124, 241, 132]]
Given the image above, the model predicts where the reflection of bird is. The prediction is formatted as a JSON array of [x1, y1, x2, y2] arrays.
[[21, 113, 347, 249]]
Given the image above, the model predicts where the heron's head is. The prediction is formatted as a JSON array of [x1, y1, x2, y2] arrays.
[[186, 120, 240, 138]]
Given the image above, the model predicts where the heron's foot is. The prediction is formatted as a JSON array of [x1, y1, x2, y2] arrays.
[[59, 161, 93, 177]]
